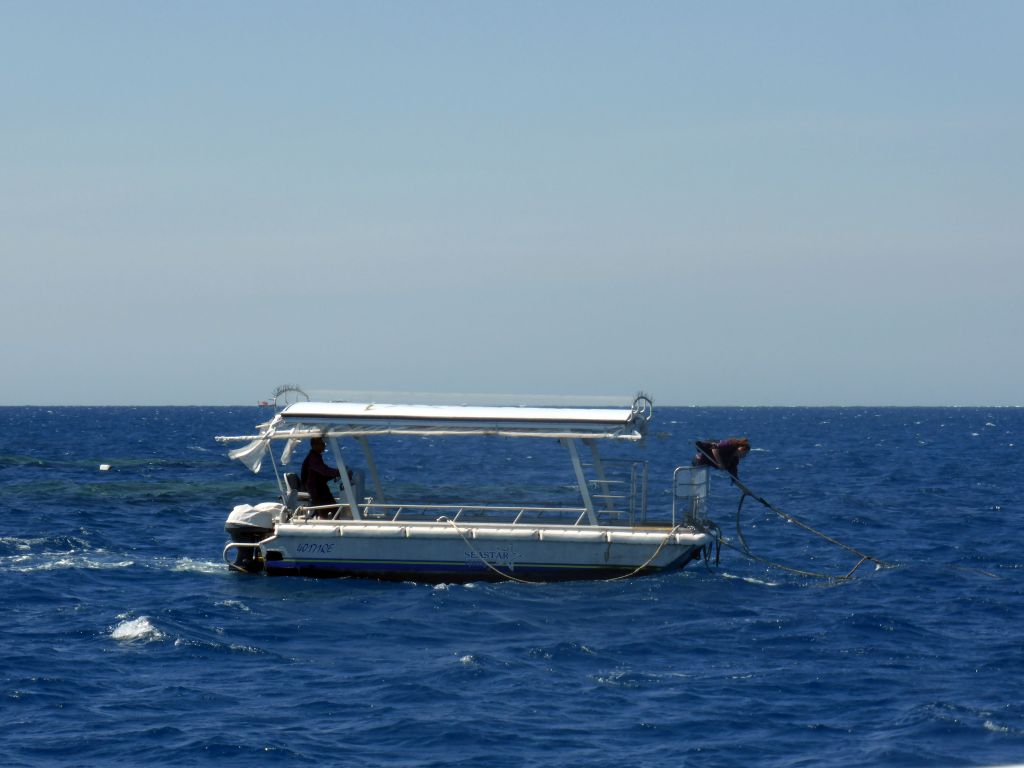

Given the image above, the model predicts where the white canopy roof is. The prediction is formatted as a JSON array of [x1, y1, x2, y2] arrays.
[[278, 401, 641, 436], [219, 397, 653, 472]]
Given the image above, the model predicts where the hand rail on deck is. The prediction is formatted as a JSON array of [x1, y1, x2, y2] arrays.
[[222, 536, 275, 567], [671, 465, 710, 527], [292, 500, 619, 526]]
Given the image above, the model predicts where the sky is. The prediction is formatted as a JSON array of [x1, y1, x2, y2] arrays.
[[1, 1, 1021, 406]]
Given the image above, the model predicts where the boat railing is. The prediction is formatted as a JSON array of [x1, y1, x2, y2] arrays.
[[292, 501, 645, 527], [672, 466, 710, 527], [583, 458, 648, 526], [367, 502, 597, 526]]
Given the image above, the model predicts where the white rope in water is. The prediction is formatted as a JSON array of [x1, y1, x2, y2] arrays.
[[437, 517, 687, 585], [604, 525, 686, 582], [694, 444, 891, 582], [731, 483, 893, 581], [437, 517, 542, 585]]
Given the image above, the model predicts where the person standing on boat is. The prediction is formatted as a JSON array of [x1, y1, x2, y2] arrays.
[[693, 437, 751, 477], [301, 436, 342, 514]]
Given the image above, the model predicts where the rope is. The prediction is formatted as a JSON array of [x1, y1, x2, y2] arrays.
[[698, 520, 723, 570], [694, 444, 892, 581], [438, 517, 543, 585], [437, 517, 689, 585], [605, 525, 686, 581], [731, 483, 894, 581]]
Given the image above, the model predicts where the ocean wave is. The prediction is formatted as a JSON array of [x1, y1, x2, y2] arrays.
[[720, 571, 782, 587], [983, 720, 1019, 735], [167, 557, 225, 575], [215, 599, 252, 612], [0, 550, 226, 575], [0, 534, 92, 554], [171, 636, 266, 655], [110, 616, 164, 643], [2, 552, 135, 573], [593, 668, 665, 688], [108, 615, 266, 655], [528, 641, 597, 661]]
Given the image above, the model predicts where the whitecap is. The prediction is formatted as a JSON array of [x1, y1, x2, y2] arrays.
[[982, 719, 1024, 736], [111, 616, 164, 643], [721, 572, 781, 587], [217, 599, 252, 613], [169, 558, 223, 575], [0, 536, 35, 552], [3, 554, 134, 573], [459, 654, 475, 664], [594, 669, 660, 688]]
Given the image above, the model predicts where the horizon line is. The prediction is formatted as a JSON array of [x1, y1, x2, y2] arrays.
[[0, 402, 1020, 409]]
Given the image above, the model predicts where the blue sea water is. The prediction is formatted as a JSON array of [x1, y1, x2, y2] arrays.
[[2, 405, 1023, 767]]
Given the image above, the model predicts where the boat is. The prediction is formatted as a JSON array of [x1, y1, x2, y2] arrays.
[[217, 394, 719, 583]]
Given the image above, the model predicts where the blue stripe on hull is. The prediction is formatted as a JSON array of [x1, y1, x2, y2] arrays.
[[263, 548, 703, 583]]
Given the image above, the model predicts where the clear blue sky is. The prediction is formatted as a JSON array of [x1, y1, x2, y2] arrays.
[[2, 1, 1021, 406]]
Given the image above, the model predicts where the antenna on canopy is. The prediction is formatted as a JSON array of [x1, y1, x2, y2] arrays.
[[272, 384, 309, 411], [631, 391, 654, 437], [632, 391, 654, 419]]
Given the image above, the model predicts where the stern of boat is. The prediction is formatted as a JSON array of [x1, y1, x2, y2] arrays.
[[223, 502, 285, 573]]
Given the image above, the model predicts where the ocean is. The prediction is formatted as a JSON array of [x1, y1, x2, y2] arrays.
[[1, 405, 1022, 767]]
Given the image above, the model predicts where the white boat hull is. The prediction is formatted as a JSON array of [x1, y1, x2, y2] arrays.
[[228, 519, 714, 583]]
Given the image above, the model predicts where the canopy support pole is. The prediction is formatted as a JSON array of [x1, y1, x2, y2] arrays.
[[586, 439, 615, 511], [327, 435, 361, 520], [564, 438, 597, 525], [357, 436, 385, 503]]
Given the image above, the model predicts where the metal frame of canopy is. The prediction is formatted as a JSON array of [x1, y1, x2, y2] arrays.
[[217, 397, 654, 526]]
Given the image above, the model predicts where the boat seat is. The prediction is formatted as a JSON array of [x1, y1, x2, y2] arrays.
[[283, 472, 310, 510]]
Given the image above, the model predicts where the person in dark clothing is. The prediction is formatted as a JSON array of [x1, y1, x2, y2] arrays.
[[693, 437, 751, 477], [300, 436, 341, 514]]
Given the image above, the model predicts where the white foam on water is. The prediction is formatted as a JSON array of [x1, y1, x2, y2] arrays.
[[111, 616, 164, 643], [2, 550, 231, 575], [3, 553, 135, 573], [169, 557, 224, 575], [0, 536, 37, 551], [721, 572, 781, 587], [217, 599, 252, 613]]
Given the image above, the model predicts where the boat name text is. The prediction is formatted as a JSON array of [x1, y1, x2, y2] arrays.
[[465, 548, 520, 564], [296, 542, 335, 555]]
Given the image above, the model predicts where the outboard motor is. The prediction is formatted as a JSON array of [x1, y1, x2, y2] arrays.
[[224, 502, 283, 573]]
